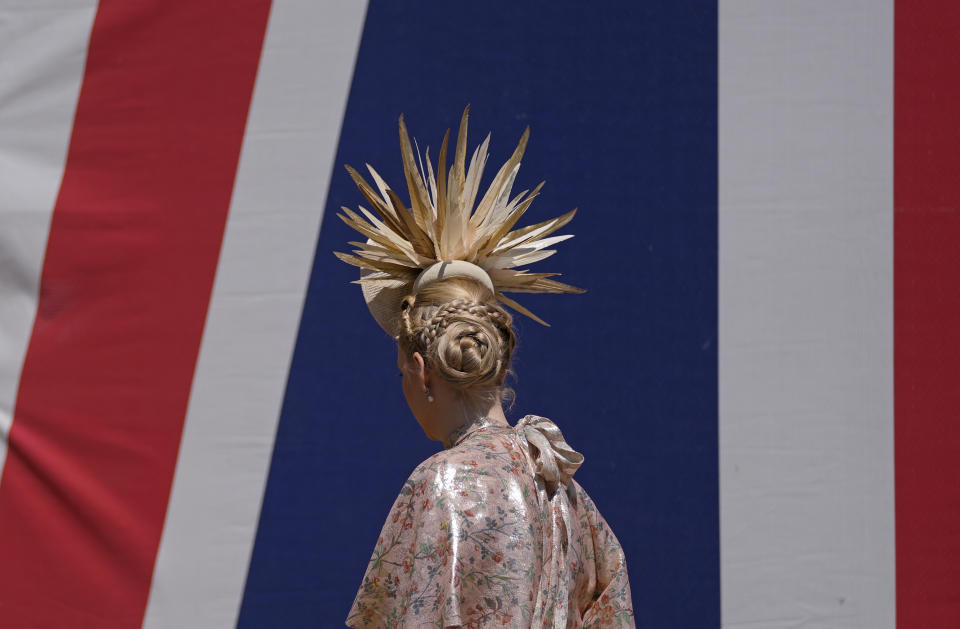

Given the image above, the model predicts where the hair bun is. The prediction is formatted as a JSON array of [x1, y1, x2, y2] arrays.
[[398, 280, 517, 404], [426, 300, 501, 387]]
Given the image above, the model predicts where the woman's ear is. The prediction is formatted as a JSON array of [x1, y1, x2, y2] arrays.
[[411, 351, 429, 391]]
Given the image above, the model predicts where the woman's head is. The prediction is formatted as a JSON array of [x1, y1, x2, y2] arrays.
[[398, 277, 517, 411]]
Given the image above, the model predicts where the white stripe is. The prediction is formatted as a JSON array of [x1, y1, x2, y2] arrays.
[[141, 2, 367, 627], [0, 1, 98, 483], [719, 3, 894, 628]]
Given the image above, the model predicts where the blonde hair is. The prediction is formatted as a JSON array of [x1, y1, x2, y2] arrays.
[[399, 277, 517, 406]]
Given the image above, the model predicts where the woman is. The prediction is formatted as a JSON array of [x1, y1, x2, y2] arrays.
[[338, 108, 634, 627]]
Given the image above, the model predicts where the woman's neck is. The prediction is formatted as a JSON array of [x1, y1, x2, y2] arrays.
[[434, 394, 509, 447]]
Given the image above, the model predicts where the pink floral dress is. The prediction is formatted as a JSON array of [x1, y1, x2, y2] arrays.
[[346, 415, 634, 628]]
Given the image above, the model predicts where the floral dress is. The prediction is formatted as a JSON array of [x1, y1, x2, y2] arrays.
[[346, 415, 634, 628]]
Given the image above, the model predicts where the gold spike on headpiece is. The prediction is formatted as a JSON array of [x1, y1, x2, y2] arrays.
[[335, 106, 584, 333]]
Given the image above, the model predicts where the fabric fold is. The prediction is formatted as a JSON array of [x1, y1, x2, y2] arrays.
[[515, 415, 586, 627]]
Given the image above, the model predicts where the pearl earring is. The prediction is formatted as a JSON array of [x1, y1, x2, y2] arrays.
[[426, 390, 434, 403]]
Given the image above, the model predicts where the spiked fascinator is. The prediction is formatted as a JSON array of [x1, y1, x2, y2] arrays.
[[334, 106, 584, 335]]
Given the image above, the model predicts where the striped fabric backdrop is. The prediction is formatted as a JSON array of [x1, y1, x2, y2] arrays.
[[0, 1, 956, 627]]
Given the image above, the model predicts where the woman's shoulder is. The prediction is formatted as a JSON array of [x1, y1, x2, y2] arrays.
[[400, 425, 528, 498]]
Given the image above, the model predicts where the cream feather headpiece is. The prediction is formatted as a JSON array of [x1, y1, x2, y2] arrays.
[[334, 106, 584, 334]]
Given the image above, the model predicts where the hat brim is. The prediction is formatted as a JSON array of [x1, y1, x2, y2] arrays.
[[359, 270, 411, 337]]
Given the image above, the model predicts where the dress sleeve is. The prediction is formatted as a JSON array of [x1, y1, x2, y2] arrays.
[[575, 484, 635, 628], [346, 456, 457, 628], [346, 445, 539, 628]]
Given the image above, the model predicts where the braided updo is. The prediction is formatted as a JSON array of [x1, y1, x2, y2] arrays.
[[399, 277, 517, 405]]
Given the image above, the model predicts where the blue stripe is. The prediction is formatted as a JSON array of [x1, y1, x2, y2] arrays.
[[238, 1, 718, 626]]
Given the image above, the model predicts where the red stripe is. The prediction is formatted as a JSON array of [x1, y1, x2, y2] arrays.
[[0, 2, 271, 627], [895, 2, 960, 628]]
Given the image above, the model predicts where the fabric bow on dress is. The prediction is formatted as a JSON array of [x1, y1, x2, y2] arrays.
[[516, 415, 585, 497]]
